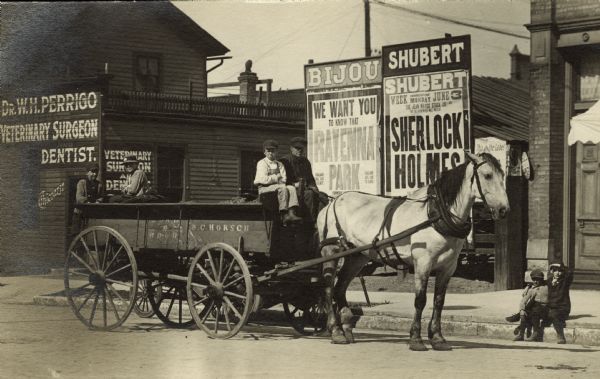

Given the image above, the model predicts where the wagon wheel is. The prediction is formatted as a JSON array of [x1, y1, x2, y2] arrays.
[[147, 280, 195, 328], [283, 296, 327, 336], [64, 226, 137, 331], [186, 243, 253, 339], [132, 279, 161, 318]]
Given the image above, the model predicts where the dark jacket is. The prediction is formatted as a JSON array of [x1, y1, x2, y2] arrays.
[[279, 154, 317, 188], [547, 270, 573, 314]]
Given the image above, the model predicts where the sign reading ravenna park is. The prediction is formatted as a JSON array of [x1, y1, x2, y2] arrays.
[[0, 91, 101, 167], [305, 57, 382, 196], [383, 35, 471, 196]]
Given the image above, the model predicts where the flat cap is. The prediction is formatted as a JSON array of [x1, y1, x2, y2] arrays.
[[263, 139, 278, 150], [290, 136, 307, 149]]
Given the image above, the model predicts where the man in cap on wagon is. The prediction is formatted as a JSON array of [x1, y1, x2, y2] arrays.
[[71, 165, 102, 237], [279, 136, 320, 223], [254, 139, 302, 226], [109, 155, 150, 203]]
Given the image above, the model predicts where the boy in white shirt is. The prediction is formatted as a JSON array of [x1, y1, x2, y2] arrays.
[[254, 139, 302, 226]]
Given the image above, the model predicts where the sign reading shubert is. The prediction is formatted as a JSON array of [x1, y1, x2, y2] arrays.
[[305, 57, 382, 196], [383, 35, 471, 196], [0, 91, 101, 167]]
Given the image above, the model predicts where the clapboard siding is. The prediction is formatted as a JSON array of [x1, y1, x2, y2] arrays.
[[106, 117, 303, 201], [92, 14, 208, 97]]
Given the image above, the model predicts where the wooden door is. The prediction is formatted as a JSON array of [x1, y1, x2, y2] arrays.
[[575, 143, 600, 271]]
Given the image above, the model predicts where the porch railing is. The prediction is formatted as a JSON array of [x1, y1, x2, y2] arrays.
[[105, 90, 305, 122]]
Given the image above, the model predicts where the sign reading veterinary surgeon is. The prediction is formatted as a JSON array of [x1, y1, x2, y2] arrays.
[[383, 35, 472, 196], [305, 57, 382, 196], [103, 145, 153, 194], [0, 91, 101, 167]]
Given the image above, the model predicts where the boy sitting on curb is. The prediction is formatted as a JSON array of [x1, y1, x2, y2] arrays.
[[505, 268, 548, 341]]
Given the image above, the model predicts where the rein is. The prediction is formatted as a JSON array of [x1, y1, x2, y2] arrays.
[[470, 160, 491, 211]]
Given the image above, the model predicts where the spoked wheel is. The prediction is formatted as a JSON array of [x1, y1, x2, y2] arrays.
[[283, 297, 327, 336], [147, 280, 195, 328], [186, 243, 253, 339], [132, 279, 161, 318], [64, 226, 137, 331]]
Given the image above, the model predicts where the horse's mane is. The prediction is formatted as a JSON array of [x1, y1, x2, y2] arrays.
[[434, 152, 504, 207]]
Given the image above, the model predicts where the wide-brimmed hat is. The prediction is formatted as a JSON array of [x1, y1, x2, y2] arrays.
[[290, 136, 307, 149], [263, 139, 278, 150], [123, 155, 139, 165]]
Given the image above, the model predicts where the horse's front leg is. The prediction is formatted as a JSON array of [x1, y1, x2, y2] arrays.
[[321, 245, 346, 344], [409, 254, 432, 351], [427, 263, 455, 351], [333, 253, 370, 343]]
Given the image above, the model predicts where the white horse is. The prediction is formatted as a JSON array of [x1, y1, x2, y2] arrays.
[[317, 152, 509, 350]]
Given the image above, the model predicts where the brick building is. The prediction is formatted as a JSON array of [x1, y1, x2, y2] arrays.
[[527, 0, 600, 286]]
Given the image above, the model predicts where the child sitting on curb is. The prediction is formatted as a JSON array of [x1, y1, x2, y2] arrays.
[[505, 268, 548, 341], [545, 261, 574, 344]]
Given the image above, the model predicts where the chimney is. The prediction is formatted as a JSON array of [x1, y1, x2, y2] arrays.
[[238, 60, 258, 103], [510, 45, 530, 82]]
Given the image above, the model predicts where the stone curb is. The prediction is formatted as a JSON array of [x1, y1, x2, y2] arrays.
[[33, 295, 600, 346]]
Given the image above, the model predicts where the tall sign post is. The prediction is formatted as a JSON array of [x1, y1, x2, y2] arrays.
[[382, 35, 472, 196], [305, 57, 382, 196]]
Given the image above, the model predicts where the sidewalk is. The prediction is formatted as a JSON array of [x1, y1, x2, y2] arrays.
[[2, 274, 599, 346]]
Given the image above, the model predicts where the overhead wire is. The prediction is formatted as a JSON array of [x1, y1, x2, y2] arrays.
[[371, 0, 529, 40], [337, 5, 362, 59]]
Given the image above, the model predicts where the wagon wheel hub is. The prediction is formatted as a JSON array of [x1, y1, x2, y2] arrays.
[[206, 283, 224, 299], [89, 271, 106, 286]]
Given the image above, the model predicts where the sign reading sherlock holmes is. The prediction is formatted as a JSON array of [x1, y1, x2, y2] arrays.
[[383, 35, 471, 196], [0, 92, 101, 167], [305, 57, 381, 196]]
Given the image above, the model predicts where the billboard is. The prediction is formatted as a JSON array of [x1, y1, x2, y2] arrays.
[[383, 35, 471, 196], [305, 57, 382, 196]]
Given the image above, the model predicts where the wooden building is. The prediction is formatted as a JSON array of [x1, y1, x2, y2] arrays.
[[0, 3, 304, 274]]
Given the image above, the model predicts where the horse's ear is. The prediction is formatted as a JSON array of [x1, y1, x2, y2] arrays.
[[465, 151, 480, 164]]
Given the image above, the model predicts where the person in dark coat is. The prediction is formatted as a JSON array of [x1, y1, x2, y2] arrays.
[[71, 165, 102, 237], [545, 261, 574, 344], [279, 136, 320, 222]]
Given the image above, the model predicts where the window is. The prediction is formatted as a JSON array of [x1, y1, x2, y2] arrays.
[[578, 50, 600, 102], [240, 150, 264, 196], [135, 55, 160, 92], [157, 146, 184, 202]]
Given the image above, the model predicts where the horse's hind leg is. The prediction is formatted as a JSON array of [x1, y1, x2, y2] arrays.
[[333, 253, 370, 343], [428, 264, 455, 351], [409, 255, 433, 351], [321, 245, 346, 344]]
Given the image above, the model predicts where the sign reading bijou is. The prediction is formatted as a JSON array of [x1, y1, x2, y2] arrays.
[[305, 57, 381, 196], [383, 35, 472, 196], [0, 91, 101, 166]]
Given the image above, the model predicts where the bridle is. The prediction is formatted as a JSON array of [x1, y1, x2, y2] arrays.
[[469, 159, 491, 211]]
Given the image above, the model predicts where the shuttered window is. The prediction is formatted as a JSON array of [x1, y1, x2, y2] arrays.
[[135, 55, 161, 92]]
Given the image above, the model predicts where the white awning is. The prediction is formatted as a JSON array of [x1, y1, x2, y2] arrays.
[[569, 100, 600, 145]]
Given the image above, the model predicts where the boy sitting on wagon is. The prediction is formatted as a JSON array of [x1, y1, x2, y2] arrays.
[[254, 139, 302, 226]]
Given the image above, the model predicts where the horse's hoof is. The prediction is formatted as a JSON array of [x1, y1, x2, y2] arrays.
[[331, 328, 349, 345], [408, 339, 428, 351], [430, 340, 452, 351], [342, 325, 355, 343]]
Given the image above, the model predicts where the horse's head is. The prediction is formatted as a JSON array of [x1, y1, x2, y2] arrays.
[[466, 151, 509, 220]]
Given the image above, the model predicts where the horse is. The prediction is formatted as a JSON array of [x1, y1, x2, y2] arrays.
[[317, 151, 509, 351]]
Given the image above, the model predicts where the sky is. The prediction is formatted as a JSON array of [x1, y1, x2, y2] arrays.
[[175, 0, 530, 96]]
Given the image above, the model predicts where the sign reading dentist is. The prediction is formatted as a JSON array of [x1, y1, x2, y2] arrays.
[[382, 35, 472, 196]]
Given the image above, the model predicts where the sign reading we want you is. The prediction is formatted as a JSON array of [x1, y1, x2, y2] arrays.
[[383, 35, 472, 196], [305, 57, 382, 196]]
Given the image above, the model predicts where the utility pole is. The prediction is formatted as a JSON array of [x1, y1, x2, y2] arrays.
[[364, 0, 371, 57]]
